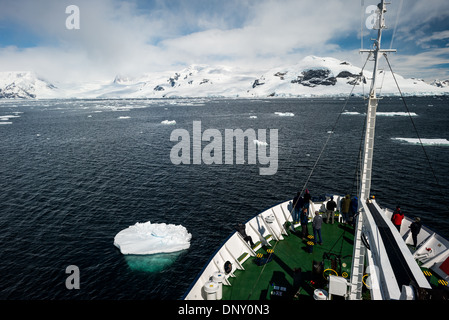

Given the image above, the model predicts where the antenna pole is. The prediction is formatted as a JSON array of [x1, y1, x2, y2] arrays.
[[358, 0, 395, 201], [349, 0, 396, 300]]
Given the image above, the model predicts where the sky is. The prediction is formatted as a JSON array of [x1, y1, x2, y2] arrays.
[[0, 0, 448, 84]]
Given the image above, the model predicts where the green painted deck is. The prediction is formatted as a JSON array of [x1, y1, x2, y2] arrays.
[[222, 219, 356, 300]]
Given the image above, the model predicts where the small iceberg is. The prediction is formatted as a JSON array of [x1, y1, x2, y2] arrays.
[[392, 137, 449, 146], [118, 116, 131, 119], [377, 112, 417, 117], [0, 115, 21, 121], [161, 120, 176, 125], [274, 112, 294, 117], [342, 112, 418, 117], [114, 221, 191, 255]]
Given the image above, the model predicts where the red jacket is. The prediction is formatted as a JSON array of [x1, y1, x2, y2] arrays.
[[392, 210, 404, 226]]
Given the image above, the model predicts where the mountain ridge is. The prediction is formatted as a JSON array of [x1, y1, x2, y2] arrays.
[[1, 56, 449, 99]]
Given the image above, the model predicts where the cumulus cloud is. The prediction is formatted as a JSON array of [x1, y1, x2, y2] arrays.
[[0, 0, 448, 83]]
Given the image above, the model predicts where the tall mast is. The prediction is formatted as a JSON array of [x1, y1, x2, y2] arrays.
[[358, 0, 396, 202], [349, 0, 396, 300]]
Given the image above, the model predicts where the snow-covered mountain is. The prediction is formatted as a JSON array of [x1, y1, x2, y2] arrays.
[[1, 56, 449, 99], [0, 72, 59, 99]]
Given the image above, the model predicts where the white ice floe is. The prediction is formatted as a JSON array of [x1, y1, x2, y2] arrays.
[[114, 221, 192, 255], [392, 137, 449, 146], [342, 111, 417, 116], [0, 115, 21, 121], [161, 120, 176, 125], [118, 116, 131, 119], [253, 139, 268, 146], [377, 112, 417, 117], [274, 112, 294, 117], [0, 122, 12, 125]]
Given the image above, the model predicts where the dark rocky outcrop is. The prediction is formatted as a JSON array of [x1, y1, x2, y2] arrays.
[[291, 68, 337, 87]]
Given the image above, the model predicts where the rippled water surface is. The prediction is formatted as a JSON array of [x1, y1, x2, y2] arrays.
[[1, 96, 448, 299]]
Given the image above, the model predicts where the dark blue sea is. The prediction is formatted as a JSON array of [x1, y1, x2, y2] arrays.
[[1, 96, 448, 300]]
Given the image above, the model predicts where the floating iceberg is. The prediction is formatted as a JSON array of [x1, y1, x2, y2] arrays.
[[342, 111, 361, 115], [377, 112, 417, 117], [342, 112, 418, 116], [118, 116, 131, 119], [114, 221, 192, 255], [274, 112, 294, 117], [0, 115, 21, 121], [392, 137, 449, 146], [161, 120, 176, 125]]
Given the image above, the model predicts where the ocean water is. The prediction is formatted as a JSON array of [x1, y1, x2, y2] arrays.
[[0, 96, 448, 300]]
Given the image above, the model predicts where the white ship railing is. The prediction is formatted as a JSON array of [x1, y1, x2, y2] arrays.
[[184, 198, 335, 300]]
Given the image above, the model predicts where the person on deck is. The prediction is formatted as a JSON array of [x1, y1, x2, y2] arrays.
[[312, 211, 323, 245], [391, 206, 404, 233], [303, 189, 311, 215], [325, 196, 337, 224], [292, 192, 304, 224], [340, 194, 351, 224], [349, 196, 358, 227], [236, 223, 254, 247], [409, 217, 422, 249], [300, 208, 309, 240]]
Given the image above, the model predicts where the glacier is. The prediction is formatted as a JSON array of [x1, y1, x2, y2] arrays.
[[1, 56, 449, 99], [113, 221, 192, 255]]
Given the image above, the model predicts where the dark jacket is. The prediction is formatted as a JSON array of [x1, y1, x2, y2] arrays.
[[293, 195, 304, 210], [236, 223, 248, 237], [341, 195, 351, 213], [326, 199, 337, 211], [303, 190, 311, 204], [304, 189, 312, 204], [350, 196, 358, 214], [300, 210, 308, 224], [410, 221, 422, 235]]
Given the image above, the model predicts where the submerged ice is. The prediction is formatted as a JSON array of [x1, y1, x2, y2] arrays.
[[124, 251, 184, 273], [114, 221, 192, 255]]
